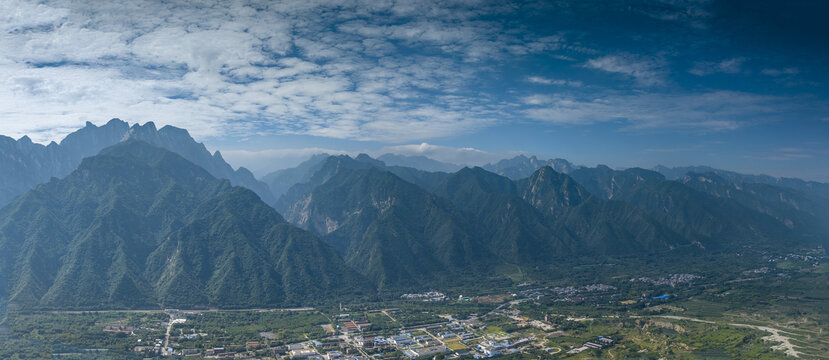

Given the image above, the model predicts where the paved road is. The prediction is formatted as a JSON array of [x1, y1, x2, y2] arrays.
[[162, 314, 174, 355], [162, 316, 188, 356]]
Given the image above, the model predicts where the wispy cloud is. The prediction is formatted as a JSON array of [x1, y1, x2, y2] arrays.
[[761, 67, 799, 76], [379, 142, 521, 166], [740, 147, 824, 162], [584, 54, 667, 86], [633, 0, 713, 28], [0, 0, 543, 143], [644, 142, 715, 153], [521, 91, 801, 132], [526, 76, 582, 87], [688, 58, 746, 76]]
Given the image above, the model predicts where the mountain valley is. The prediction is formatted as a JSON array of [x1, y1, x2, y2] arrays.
[[0, 121, 827, 359]]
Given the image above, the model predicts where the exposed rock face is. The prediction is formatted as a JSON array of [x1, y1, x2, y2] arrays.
[[0, 119, 130, 206], [124, 122, 276, 205]]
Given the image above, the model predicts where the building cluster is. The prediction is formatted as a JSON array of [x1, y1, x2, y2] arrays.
[[637, 274, 701, 287], [127, 304, 620, 359], [476, 339, 513, 357], [125, 284, 641, 359], [178, 332, 207, 340], [743, 267, 772, 275], [567, 336, 614, 354], [333, 314, 372, 334], [102, 324, 134, 334], [350, 318, 489, 359], [399, 291, 447, 301], [401, 345, 447, 358], [551, 283, 617, 295], [368, 332, 449, 356], [270, 340, 367, 360], [133, 337, 165, 355], [338, 319, 371, 334]]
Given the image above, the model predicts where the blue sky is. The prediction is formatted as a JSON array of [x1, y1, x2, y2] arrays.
[[0, 0, 827, 180]]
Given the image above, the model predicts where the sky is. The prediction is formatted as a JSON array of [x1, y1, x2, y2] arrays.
[[0, 0, 827, 180]]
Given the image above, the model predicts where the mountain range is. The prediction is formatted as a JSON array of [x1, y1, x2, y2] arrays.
[[0, 120, 130, 207], [1, 120, 827, 314], [377, 153, 463, 173], [482, 155, 581, 180], [655, 165, 829, 200], [0, 119, 275, 208], [0, 141, 366, 311]]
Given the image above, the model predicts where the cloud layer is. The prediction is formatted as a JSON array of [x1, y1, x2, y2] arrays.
[[0, 0, 556, 143]]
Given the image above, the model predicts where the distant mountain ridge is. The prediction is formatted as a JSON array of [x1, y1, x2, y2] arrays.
[[569, 165, 665, 200], [262, 153, 330, 199], [434, 166, 689, 259], [377, 153, 462, 173], [0, 119, 275, 207], [680, 172, 829, 237], [482, 155, 581, 180], [654, 165, 829, 200], [278, 153, 827, 270], [274, 154, 451, 207], [264, 152, 829, 216], [0, 119, 130, 207], [569, 165, 815, 248], [277, 154, 705, 288]]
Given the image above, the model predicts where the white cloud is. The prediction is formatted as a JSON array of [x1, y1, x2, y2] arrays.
[[0, 0, 815, 150], [0, 60, 241, 142], [0, 0, 68, 33], [0, 0, 532, 144], [584, 54, 667, 86], [526, 76, 582, 87], [131, 28, 268, 71], [12, 27, 128, 64]]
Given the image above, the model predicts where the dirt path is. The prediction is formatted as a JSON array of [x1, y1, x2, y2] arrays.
[[729, 323, 801, 358], [382, 309, 398, 322], [650, 315, 801, 358]]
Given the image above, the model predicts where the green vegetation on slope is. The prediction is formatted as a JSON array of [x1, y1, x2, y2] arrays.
[[0, 141, 368, 311]]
